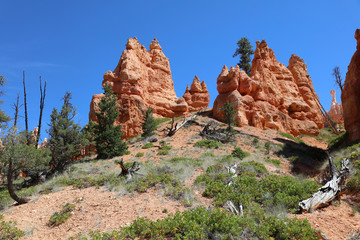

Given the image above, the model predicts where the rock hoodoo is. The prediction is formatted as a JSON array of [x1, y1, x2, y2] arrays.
[[213, 40, 324, 136], [89, 37, 209, 138], [326, 90, 343, 124], [341, 29, 360, 141]]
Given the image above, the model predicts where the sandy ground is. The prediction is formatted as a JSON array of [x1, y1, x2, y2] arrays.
[[2, 116, 358, 240], [294, 199, 360, 240]]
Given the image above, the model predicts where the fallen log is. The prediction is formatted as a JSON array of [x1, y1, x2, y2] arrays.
[[199, 120, 235, 143], [299, 152, 350, 212], [162, 113, 199, 136]]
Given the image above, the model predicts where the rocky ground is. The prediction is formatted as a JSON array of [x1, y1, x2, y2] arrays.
[[1, 114, 360, 240]]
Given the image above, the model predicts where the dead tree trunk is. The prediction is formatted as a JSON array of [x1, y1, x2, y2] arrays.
[[12, 93, 22, 127], [35, 77, 46, 148], [299, 153, 350, 212], [200, 121, 235, 143], [117, 158, 141, 181], [163, 113, 198, 136], [23, 71, 30, 145]]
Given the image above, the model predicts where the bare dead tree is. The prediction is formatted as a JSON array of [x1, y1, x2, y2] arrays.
[[22, 70, 30, 144], [117, 158, 141, 181], [299, 152, 349, 212], [333, 66, 344, 92], [12, 93, 22, 127], [35, 76, 46, 148]]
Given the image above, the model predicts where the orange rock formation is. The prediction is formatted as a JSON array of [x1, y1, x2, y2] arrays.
[[89, 37, 209, 138], [213, 40, 324, 136], [341, 29, 360, 141], [326, 90, 343, 124]]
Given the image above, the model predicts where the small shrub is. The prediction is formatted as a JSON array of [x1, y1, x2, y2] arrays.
[[278, 132, 305, 144], [264, 142, 271, 153], [124, 150, 131, 155], [240, 161, 268, 176], [200, 152, 215, 158], [252, 138, 259, 146], [265, 158, 281, 167], [142, 143, 153, 149], [157, 149, 169, 155], [231, 147, 250, 160], [135, 152, 144, 158], [288, 156, 299, 162], [0, 215, 24, 240], [194, 139, 223, 149], [48, 203, 76, 227]]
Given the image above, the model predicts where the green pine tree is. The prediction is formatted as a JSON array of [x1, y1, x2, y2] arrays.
[[0, 127, 50, 204], [142, 107, 157, 138], [0, 75, 11, 128], [93, 83, 127, 159], [47, 92, 87, 172], [233, 37, 254, 76], [222, 101, 236, 132]]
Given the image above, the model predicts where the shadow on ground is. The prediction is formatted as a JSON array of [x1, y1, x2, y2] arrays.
[[274, 138, 328, 177]]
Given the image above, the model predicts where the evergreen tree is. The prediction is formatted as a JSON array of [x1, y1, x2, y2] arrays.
[[93, 83, 127, 159], [142, 107, 157, 138], [47, 92, 87, 172], [0, 127, 50, 204], [233, 37, 254, 76], [0, 75, 11, 128], [222, 101, 236, 132]]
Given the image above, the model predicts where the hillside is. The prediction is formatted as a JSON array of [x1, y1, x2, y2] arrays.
[[1, 112, 360, 240]]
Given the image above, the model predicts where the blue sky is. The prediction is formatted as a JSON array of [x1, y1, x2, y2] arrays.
[[0, 0, 359, 141]]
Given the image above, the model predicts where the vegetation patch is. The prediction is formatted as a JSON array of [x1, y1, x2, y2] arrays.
[[135, 152, 144, 158], [142, 142, 154, 149], [0, 215, 24, 240], [278, 131, 305, 144], [194, 139, 223, 149], [231, 147, 250, 160], [48, 203, 76, 227], [265, 158, 281, 167], [70, 207, 317, 240]]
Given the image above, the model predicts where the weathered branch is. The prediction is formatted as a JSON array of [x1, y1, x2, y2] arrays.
[[163, 113, 198, 136], [35, 77, 46, 148], [299, 153, 350, 212], [23, 70, 30, 145], [200, 120, 235, 143], [117, 158, 141, 181]]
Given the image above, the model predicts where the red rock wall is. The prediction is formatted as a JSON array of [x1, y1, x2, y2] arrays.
[[213, 40, 324, 136], [341, 29, 360, 141], [89, 38, 209, 138]]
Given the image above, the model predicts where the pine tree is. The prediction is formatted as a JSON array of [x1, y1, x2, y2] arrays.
[[0, 127, 50, 204], [47, 92, 87, 172], [233, 37, 254, 76], [93, 83, 127, 159], [0, 75, 11, 128], [222, 101, 236, 132], [142, 107, 157, 138]]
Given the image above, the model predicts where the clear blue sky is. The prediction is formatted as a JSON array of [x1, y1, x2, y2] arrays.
[[1, 0, 359, 141]]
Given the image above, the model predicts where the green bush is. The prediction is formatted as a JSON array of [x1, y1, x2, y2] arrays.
[[0, 215, 24, 240], [347, 170, 360, 191], [240, 161, 267, 176], [265, 158, 281, 167], [278, 132, 305, 144], [168, 157, 202, 167], [48, 203, 76, 227], [135, 152, 144, 157], [72, 207, 317, 240], [142, 142, 153, 149], [231, 147, 250, 160], [194, 139, 223, 149], [196, 164, 319, 213]]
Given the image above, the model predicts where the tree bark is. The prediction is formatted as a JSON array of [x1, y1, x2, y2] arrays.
[[35, 77, 46, 148], [7, 160, 28, 204], [23, 71, 30, 145], [299, 153, 349, 212]]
